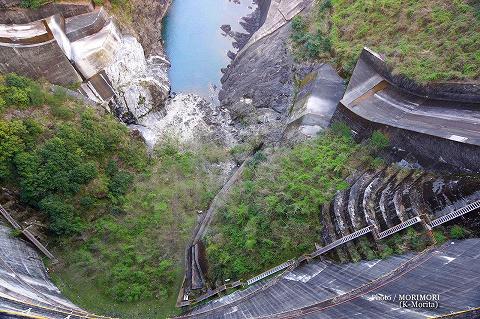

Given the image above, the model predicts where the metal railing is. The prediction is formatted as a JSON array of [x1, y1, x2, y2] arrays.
[[0, 204, 57, 261], [378, 216, 421, 239], [311, 226, 374, 258], [430, 200, 480, 228], [246, 260, 295, 286]]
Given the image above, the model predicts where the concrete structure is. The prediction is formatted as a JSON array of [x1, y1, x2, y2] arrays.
[[0, 7, 120, 103], [179, 239, 480, 319], [237, 0, 308, 57], [283, 64, 345, 141], [332, 48, 480, 172], [0, 1, 94, 25], [0, 224, 111, 319], [341, 48, 480, 146]]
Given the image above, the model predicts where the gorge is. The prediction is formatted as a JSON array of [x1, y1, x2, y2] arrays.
[[0, 0, 479, 319]]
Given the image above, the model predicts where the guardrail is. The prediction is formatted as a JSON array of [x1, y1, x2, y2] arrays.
[[378, 216, 421, 239], [430, 200, 480, 228], [0, 204, 57, 262], [246, 260, 295, 286], [311, 226, 374, 258], [0, 204, 22, 229]]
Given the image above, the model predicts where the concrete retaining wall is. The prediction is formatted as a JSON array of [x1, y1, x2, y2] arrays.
[[0, 2, 94, 24], [0, 40, 81, 85]]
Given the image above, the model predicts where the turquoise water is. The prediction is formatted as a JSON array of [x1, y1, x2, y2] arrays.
[[162, 0, 255, 99]]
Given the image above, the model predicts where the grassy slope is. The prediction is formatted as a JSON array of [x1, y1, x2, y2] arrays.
[[0, 74, 231, 318], [52, 142, 230, 318], [292, 0, 480, 82], [205, 127, 388, 282]]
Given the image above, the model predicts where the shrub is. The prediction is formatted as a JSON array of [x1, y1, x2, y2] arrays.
[[359, 238, 377, 260], [380, 246, 394, 259], [0, 120, 28, 179], [108, 171, 133, 198], [370, 131, 390, 150], [4, 87, 29, 108], [450, 225, 468, 239], [433, 230, 447, 244], [39, 195, 83, 235], [20, 0, 46, 9]]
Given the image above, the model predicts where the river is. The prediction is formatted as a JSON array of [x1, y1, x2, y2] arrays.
[[162, 0, 256, 101]]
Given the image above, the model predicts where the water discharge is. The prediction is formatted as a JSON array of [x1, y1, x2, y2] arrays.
[[162, 0, 255, 100]]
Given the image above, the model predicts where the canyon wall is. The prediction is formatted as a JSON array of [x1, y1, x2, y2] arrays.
[[219, 0, 313, 144]]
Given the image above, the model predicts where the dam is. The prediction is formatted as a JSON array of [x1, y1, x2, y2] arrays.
[[0, 0, 479, 318]]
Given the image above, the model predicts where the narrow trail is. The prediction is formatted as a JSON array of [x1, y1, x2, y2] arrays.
[[192, 157, 252, 245]]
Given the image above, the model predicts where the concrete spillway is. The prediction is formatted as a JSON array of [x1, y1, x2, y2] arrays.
[[178, 239, 480, 318], [0, 223, 103, 319], [334, 48, 480, 172], [0, 7, 119, 102]]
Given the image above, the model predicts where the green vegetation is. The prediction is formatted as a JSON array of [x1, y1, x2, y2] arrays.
[[379, 228, 431, 258], [206, 125, 386, 281], [0, 74, 146, 235], [54, 141, 226, 318], [292, 0, 480, 82], [433, 230, 447, 245], [450, 225, 468, 239], [0, 74, 228, 318], [20, 0, 48, 9]]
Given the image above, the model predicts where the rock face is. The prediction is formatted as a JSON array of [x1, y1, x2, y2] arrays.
[[102, 0, 172, 123], [219, 23, 294, 143], [131, 93, 236, 148], [219, 0, 313, 144], [105, 35, 170, 121], [130, 0, 171, 58]]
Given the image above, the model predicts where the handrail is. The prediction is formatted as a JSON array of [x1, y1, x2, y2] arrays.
[[430, 200, 480, 228], [246, 260, 295, 286], [378, 216, 421, 239], [0, 204, 57, 261]]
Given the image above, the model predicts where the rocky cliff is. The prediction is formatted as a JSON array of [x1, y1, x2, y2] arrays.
[[106, 0, 172, 121], [219, 0, 313, 144]]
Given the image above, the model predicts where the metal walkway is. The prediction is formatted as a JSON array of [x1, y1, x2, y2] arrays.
[[311, 226, 374, 258], [430, 200, 480, 228], [377, 216, 422, 239]]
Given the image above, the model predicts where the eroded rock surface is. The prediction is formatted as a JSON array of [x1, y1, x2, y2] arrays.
[[106, 35, 170, 121], [219, 0, 314, 144], [131, 93, 237, 148]]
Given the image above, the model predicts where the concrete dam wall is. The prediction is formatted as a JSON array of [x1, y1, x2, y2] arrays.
[[332, 48, 480, 173], [0, 223, 105, 319], [0, 6, 120, 102], [178, 239, 480, 319], [0, 1, 94, 24]]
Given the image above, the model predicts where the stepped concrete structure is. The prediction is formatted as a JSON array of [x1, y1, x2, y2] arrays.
[[0, 6, 120, 103]]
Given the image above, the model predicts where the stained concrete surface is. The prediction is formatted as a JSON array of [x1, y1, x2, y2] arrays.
[[178, 239, 480, 319]]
